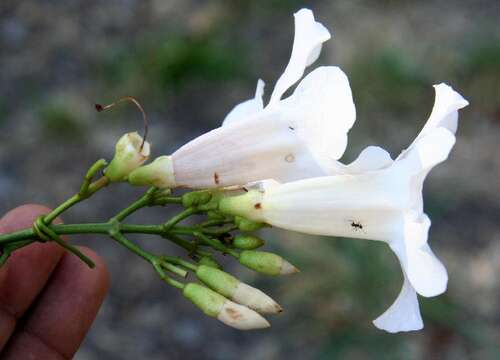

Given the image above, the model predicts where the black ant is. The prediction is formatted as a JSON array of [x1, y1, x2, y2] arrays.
[[350, 220, 364, 231]]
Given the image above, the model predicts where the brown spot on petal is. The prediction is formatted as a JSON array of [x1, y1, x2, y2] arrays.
[[285, 154, 295, 163], [254, 203, 262, 209], [214, 172, 220, 185], [226, 306, 243, 320]]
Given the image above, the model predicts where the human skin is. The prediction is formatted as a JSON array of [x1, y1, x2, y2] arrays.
[[0, 204, 109, 359]]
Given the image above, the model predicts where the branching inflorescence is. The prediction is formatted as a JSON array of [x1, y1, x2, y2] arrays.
[[0, 8, 468, 333]]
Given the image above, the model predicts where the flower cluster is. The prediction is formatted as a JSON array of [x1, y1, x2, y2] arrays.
[[122, 9, 468, 332]]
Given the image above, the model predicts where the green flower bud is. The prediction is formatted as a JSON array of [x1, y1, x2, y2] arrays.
[[182, 191, 212, 208], [206, 210, 226, 221], [232, 235, 265, 250], [198, 256, 222, 269], [183, 282, 225, 317], [104, 132, 150, 182], [197, 191, 224, 211], [235, 216, 265, 232], [128, 155, 175, 188], [196, 265, 239, 298], [183, 282, 270, 329], [196, 265, 282, 314], [239, 250, 299, 276]]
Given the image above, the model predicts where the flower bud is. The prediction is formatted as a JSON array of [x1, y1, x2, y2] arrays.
[[198, 256, 222, 269], [232, 235, 265, 250], [182, 191, 212, 208], [128, 155, 175, 188], [183, 283, 270, 330], [104, 132, 150, 182], [206, 210, 226, 221], [196, 265, 282, 314], [234, 216, 265, 232], [239, 250, 299, 276]]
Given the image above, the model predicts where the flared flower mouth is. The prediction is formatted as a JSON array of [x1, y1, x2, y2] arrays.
[[217, 82, 469, 333], [220, 9, 356, 174]]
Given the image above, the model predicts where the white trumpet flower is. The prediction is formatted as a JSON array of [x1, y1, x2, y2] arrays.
[[219, 84, 469, 333], [128, 9, 356, 189]]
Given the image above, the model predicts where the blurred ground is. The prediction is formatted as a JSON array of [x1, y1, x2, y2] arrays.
[[1, 0, 500, 359]]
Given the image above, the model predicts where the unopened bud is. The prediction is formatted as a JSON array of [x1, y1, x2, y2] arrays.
[[232, 235, 265, 250], [183, 282, 225, 317], [235, 216, 265, 232], [239, 250, 299, 276], [196, 265, 282, 314], [128, 155, 175, 188], [183, 283, 269, 330], [198, 256, 222, 269], [206, 210, 226, 221], [104, 132, 150, 182], [196, 265, 239, 297], [182, 191, 212, 208]]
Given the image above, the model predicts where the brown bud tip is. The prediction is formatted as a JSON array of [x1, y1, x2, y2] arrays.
[[95, 103, 104, 112]]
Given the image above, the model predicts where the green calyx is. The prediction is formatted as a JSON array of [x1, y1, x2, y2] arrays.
[[128, 155, 174, 188], [196, 265, 240, 298], [218, 190, 264, 221], [182, 190, 212, 208], [182, 283, 226, 317]]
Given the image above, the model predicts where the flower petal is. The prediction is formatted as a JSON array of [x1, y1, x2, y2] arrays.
[[331, 146, 393, 174], [373, 272, 423, 333], [172, 110, 326, 188], [277, 66, 356, 171], [269, 8, 331, 105], [223, 80, 265, 126], [411, 83, 468, 145], [389, 213, 448, 297]]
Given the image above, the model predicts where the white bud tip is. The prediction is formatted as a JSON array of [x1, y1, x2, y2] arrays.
[[280, 259, 300, 275], [217, 300, 270, 330], [233, 282, 283, 314]]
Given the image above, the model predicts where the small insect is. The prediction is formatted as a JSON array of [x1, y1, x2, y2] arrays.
[[214, 172, 220, 185], [350, 220, 364, 231], [288, 126, 295, 130]]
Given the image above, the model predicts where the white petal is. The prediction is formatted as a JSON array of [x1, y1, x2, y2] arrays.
[[389, 213, 448, 297], [223, 79, 265, 126], [277, 66, 356, 171], [269, 8, 331, 104], [261, 174, 405, 240], [172, 110, 325, 188], [232, 282, 282, 314], [244, 179, 282, 192], [412, 83, 468, 144], [330, 146, 393, 174], [373, 272, 423, 333], [217, 300, 270, 330]]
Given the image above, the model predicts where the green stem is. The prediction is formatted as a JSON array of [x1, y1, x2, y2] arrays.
[[193, 231, 239, 258], [108, 229, 155, 263], [109, 231, 185, 289], [112, 187, 156, 222], [161, 256, 198, 271], [44, 176, 109, 224], [163, 208, 196, 230]]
